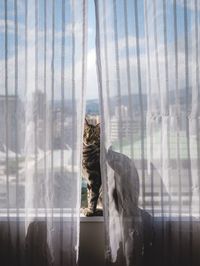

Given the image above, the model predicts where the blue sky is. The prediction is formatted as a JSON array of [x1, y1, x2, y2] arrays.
[[0, 0, 199, 100], [86, 0, 98, 100]]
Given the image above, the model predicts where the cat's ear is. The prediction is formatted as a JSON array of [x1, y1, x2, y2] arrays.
[[85, 118, 89, 126], [95, 123, 100, 127]]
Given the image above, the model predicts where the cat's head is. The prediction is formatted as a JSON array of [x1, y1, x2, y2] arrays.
[[83, 118, 100, 145]]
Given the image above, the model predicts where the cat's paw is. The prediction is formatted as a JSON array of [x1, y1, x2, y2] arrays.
[[94, 208, 103, 216], [83, 208, 103, 217], [83, 208, 96, 217]]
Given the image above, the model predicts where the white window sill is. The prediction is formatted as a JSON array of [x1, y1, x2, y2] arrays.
[[80, 216, 104, 222], [0, 209, 199, 222], [0, 209, 104, 222]]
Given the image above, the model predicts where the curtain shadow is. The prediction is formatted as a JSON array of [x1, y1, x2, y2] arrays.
[[25, 221, 52, 266]]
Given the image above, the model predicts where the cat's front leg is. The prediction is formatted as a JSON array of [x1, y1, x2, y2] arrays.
[[83, 178, 103, 217]]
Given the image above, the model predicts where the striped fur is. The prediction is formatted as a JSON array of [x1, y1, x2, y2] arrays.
[[82, 120, 102, 216]]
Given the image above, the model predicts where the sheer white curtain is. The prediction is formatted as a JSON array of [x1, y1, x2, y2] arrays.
[[96, 0, 200, 265], [0, 0, 87, 265]]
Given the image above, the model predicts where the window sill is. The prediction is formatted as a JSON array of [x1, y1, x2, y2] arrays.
[[80, 216, 104, 222], [0, 209, 199, 222], [0, 209, 104, 222]]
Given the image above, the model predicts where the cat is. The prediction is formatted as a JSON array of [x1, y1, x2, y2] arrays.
[[82, 118, 103, 216]]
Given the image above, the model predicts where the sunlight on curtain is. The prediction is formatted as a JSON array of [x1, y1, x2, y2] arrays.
[[95, 0, 200, 265], [0, 0, 87, 265]]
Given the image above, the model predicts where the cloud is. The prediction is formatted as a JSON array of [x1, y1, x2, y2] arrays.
[[173, 0, 200, 11], [118, 36, 146, 53], [95, 28, 198, 111], [0, 0, 89, 102], [0, 19, 17, 34], [86, 49, 98, 99], [0, 18, 25, 36]]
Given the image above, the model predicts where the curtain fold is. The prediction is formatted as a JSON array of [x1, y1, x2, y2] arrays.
[[96, 0, 200, 265], [0, 0, 87, 265]]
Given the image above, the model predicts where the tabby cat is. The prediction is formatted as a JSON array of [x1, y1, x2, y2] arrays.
[[82, 118, 102, 216]]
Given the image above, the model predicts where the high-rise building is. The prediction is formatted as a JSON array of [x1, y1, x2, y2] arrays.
[[0, 95, 24, 153]]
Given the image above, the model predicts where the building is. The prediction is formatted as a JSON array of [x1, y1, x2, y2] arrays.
[[0, 95, 24, 153]]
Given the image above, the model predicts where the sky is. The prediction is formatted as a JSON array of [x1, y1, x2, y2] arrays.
[[0, 0, 99, 101], [0, 0, 199, 101], [86, 0, 98, 100], [85, 0, 192, 100]]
